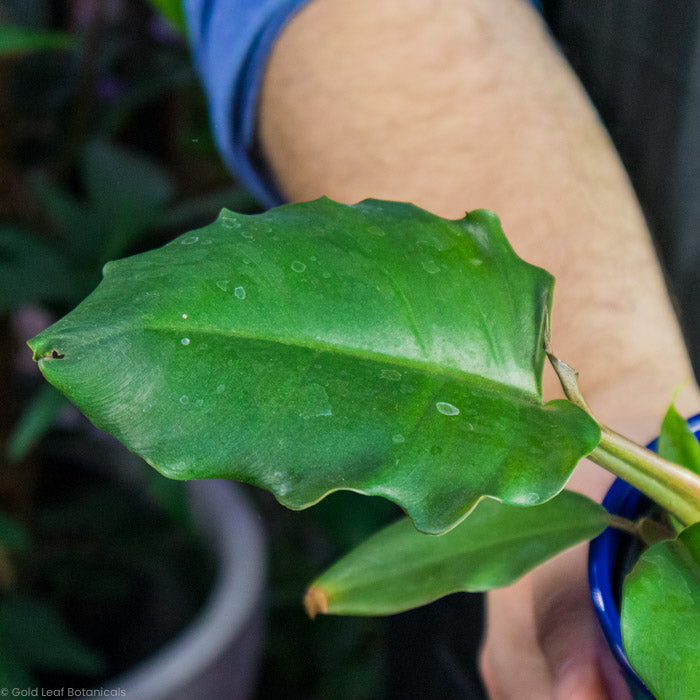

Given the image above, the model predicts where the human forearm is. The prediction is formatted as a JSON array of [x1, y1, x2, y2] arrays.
[[259, 0, 699, 456]]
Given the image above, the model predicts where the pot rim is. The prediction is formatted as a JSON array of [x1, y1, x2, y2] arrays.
[[588, 411, 700, 698]]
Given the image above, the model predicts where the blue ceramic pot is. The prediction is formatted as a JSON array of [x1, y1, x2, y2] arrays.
[[588, 412, 700, 699]]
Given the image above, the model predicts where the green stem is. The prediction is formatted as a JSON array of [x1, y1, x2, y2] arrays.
[[589, 428, 700, 527], [547, 352, 700, 527], [607, 515, 638, 537], [608, 515, 675, 546]]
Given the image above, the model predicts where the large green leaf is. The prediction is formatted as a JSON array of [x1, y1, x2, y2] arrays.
[[621, 522, 700, 699], [28, 198, 600, 533], [304, 490, 609, 616]]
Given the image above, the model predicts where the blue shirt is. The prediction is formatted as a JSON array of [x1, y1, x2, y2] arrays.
[[185, 0, 312, 208], [185, 0, 541, 209]]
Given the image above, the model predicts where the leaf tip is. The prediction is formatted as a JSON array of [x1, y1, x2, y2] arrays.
[[27, 333, 64, 363], [303, 586, 328, 619], [32, 346, 65, 363]]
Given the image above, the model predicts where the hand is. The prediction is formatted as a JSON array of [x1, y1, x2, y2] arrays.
[[479, 544, 631, 699]]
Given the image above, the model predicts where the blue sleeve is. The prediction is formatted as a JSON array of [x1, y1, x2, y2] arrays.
[[184, 0, 312, 208], [185, 0, 543, 210]]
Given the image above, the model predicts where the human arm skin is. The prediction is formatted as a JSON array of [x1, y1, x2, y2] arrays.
[[257, 0, 700, 696]]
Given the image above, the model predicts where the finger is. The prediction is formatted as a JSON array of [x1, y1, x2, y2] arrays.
[[480, 576, 552, 699], [597, 634, 634, 700], [532, 544, 631, 700]]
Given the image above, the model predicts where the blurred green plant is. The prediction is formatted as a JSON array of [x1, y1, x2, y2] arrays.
[[4, 139, 253, 461], [0, 25, 77, 56], [0, 503, 105, 687], [146, 0, 186, 34], [0, 2, 248, 691]]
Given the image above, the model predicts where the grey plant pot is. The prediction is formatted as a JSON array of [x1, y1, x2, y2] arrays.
[[105, 480, 266, 700]]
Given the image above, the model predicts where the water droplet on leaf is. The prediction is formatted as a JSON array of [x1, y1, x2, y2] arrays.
[[436, 401, 460, 416], [298, 383, 333, 418], [421, 259, 441, 274], [512, 492, 539, 506]]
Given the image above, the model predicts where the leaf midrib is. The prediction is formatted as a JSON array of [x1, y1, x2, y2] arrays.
[[144, 321, 542, 402]]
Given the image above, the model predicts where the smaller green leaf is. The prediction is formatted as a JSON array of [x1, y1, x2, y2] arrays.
[[84, 140, 174, 213], [99, 63, 194, 137], [0, 26, 76, 56], [0, 595, 105, 676], [621, 521, 700, 699], [0, 636, 33, 690], [146, 0, 186, 33], [0, 226, 78, 312], [304, 490, 608, 617], [83, 140, 175, 259], [139, 469, 191, 527], [0, 513, 30, 554], [161, 187, 263, 229], [658, 403, 700, 476], [7, 384, 66, 462], [30, 176, 103, 264]]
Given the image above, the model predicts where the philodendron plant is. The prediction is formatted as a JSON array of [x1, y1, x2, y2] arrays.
[[28, 198, 700, 698]]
